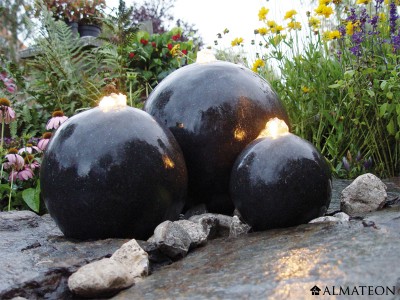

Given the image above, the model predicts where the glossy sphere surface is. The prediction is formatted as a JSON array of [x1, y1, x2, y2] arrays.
[[41, 107, 187, 240], [230, 133, 332, 230], [144, 61, 289, 214]]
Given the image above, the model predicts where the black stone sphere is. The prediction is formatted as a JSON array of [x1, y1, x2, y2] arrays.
[[230, 133, 332, 230], [144, 61, 289, 214], [40, 106, 187, 240]]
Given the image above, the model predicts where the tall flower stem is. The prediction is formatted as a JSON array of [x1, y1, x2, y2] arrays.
[[8, 172, 14, 211], [1, 118, 5, 150]]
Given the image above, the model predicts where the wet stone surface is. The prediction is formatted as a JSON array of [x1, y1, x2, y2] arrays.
[[0, 179, 399, 299], [114, 179, 400, 299]]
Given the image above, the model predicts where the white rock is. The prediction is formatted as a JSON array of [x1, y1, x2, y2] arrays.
[[111, 239, 149, 279], [152, 220, 192, 259], [229, 216, 251, 238], [340, 173, 387, 216], [333, 212, 350, 222], [309, 216, 341, 223], [68, 258, 134, 298], [174, 220, 208, 247]]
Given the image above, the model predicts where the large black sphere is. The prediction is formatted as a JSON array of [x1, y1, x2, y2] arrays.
[[144, 61, 289, 214], [41, 106, 187, 240], [230, 133, 332, 230]]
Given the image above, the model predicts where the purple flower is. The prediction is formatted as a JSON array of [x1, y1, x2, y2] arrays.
[[363, 157, 373, 170], [18, 144, 41, 154], [392, 33, 400, 51], [350, 45, 362, 57], [352, 32, 364, 44], [338, 25, 346, 37], [37, 132, 52, 151], [9, 167, 34, 182], [390, 2, 398, 35], [0, 97, 16, 124], [23, 154, 40, 170], [347, 8, 357, 23], [46, 110, 68, 130], [356, 151, 362, 162], [0, 72, 16, 93], [342, 157, 351, 172], [3, 149, 25, 171]]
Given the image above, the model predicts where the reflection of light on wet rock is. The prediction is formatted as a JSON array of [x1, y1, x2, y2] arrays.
[[162, 155, 175, 169], [267, 248, 344, 299], [234, 128, 246, 141]]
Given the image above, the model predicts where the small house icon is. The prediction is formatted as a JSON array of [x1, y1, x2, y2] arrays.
[[310, 285, 321, 295]]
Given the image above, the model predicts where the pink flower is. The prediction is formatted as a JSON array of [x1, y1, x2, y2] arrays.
[[0, 97, 16, 124], [38, 132, 52, 151], [18, 144, 41, 154], [9, 167, 34, 181], [23, 154, 40, 170], [3, 149, 25, 171], [46, 110, 68, 130]]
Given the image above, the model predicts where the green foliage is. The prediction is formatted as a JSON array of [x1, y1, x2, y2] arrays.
[[25, 6, 103, 117], [219, 0, 400, 178]]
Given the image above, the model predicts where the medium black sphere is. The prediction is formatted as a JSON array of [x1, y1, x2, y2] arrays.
[[230, 133, 332, 230], [41, 106, 187, 240], [144, 61, 289, 214]]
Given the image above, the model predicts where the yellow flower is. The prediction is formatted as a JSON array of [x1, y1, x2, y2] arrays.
[[315, 4, 334, 18], [287, 21, 302, 31], [271, 25, 284, 34], [231, 37, 244, 47], [258, 7, 269, 21], [308, 16, 321, 29], [170, 44, 180, 56], [267, 20, 277, 29], [258, 27, 268, 36], [322, 31, 330, 41], [284, 10, 297, 20], [379, 12, 386, 21], [356, 0, 371, 4], [328, 30, 341, 39], [346, 21, 354, 35], [301, 86, 310, 93], [319, 0, 331, 5], [252, 59, 265, 72]]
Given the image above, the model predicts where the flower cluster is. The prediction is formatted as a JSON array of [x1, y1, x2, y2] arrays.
[[0, 72, 16, 94], [125, 28, 195, 95]]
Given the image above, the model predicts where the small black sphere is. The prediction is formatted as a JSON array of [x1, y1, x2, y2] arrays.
[[230, 133, 332, 230], [41, 106, 187, 240], [144, 61, 289, 214]]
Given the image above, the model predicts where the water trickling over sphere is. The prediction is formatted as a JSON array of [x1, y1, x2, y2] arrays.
[[41, 106, 187, 240], [144, 61, 289, 214], [230, 133, 332, 230]]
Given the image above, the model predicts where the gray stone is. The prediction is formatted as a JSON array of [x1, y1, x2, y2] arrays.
[[341, 173, 387, 216], [151, 221, 192, 259], [113, 204, 400, 300], [309, 216, 341, 223], [189, 213, 234, 238], [68, 258, 134, 298], [111, 239, 149, 279], [229, 216, 251, 237], [333, 212, 350, 222], [174, 220, 208, 247], [0, 211, 128, 299]]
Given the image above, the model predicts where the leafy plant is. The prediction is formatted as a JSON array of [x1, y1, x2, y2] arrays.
[[218, 0, 399, 178], [25, 5, 104, 117]]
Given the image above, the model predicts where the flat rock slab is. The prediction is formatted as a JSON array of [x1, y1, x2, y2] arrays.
[[0, 212, 128, 299], [114, 205, 400, 299], [1, 179, 399, 299], [113, 178, 400, 300]]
